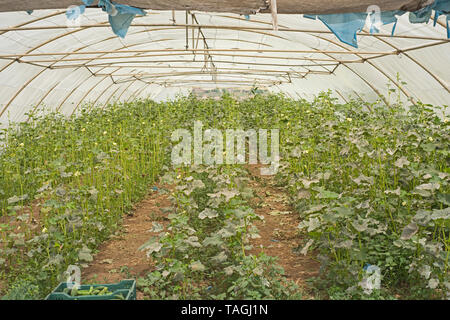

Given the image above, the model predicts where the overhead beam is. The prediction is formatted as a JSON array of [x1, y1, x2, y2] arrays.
[[132, 79, 286, 85], [0, 49, 399, 57], [112, 70, 330, 84], [97, 70, 331, 77], [1, 24, 448, 42], [56, 64, 339, 71], [51, 59, 343, 69], [20, 53, 360, 64]]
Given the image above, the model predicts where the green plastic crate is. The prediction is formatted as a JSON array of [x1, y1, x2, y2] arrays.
[[45, 279, 136, 300]]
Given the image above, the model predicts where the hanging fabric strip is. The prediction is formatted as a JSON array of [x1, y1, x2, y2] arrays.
[[304, 13, 367, 48], [369, 10, 405, 36], [303, 0, 450, 46], [317, 13, 367, 48], [66, 5, 86, 20], [433, 0, 450, 38], [409, 5, 433, 23], [432, 0, 450, 12], [97, 0, 146, 38], [448, 15, 450, 38], [109, 3, 146, 38]]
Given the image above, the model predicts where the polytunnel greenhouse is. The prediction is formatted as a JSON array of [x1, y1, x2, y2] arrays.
[[0, 0, 449, 303]]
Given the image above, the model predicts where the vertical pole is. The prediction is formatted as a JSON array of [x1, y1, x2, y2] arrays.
[[271, 0, 278, 31], [185, 10, 189, 50]]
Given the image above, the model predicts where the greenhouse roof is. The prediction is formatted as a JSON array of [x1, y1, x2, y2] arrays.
[[0, 1, 435, 14], [0, 0, 449, 126]]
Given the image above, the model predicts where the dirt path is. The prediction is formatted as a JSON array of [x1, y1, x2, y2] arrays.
[[247, 164, 319, 298], [82, 183, 172, 300]]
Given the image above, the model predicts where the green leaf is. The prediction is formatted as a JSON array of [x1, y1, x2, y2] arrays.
[[210, 251, 227, 264], [78, 246, 93, 262], [190, 261, 206, 272], [394, 156, 410, 168], [400, 222, 418, 240], [198, 208, 219, 220]]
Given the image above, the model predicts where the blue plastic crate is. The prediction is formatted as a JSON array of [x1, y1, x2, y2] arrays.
[[45, 279, 136, 300]]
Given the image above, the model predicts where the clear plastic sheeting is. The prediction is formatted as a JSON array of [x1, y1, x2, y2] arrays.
[[0, 9, 449, 128]]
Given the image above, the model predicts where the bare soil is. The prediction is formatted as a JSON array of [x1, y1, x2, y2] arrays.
[[247, 164, 319, 298], [82, 183, 172, 300]]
